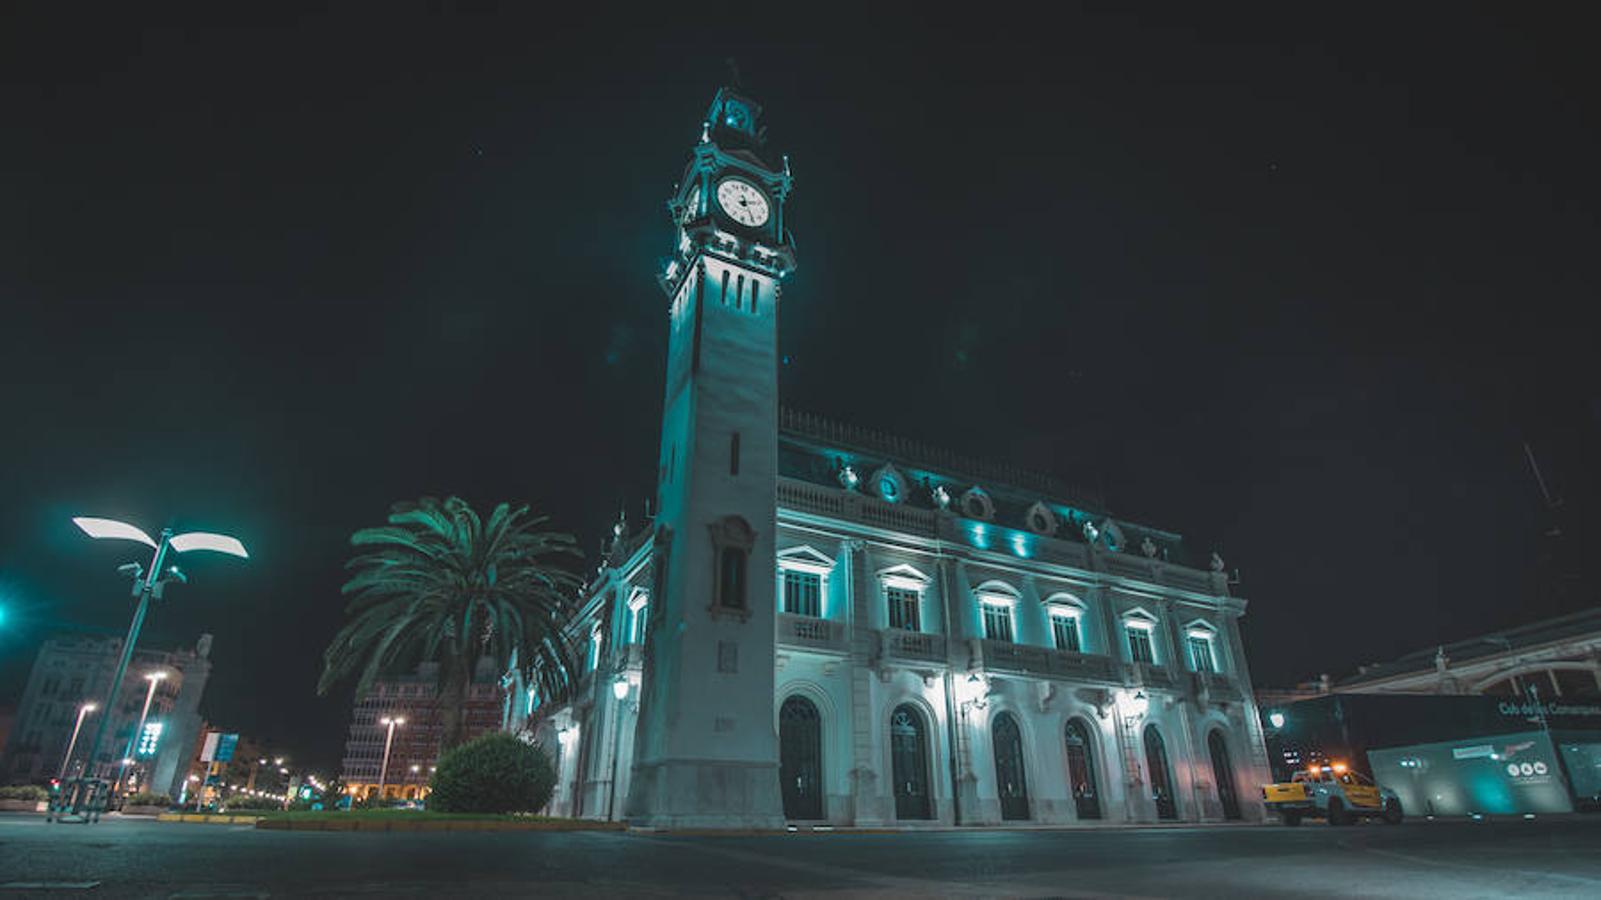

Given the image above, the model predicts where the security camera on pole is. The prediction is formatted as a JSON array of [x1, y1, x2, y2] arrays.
[[56, 517, 247, 823]]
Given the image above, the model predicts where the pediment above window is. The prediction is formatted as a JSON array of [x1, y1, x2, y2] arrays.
[[777, 544, 836, 572], [974, 579, 1021, 604], [1121, 606, 1159, 629], [876, 563, 930, 591]]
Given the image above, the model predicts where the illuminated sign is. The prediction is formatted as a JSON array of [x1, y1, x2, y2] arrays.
[[137, 721, 164, 756]]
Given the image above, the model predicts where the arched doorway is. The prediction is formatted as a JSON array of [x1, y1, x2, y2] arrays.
[[1143, 725, 1177, 820], [890, 705, 933, 820], [992, 712, 1030, 820], [1207, 730, 1241, 820], [1064, 718, 1102, 820], [779, 696, 823, 820]]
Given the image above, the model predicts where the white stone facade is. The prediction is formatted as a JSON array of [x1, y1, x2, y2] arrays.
[[503, 88, 1273, 828]]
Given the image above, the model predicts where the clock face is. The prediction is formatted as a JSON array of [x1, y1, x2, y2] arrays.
[[716, 178, 770, 228], [724, 102, 751, 130], [681, 186, 700, 224]]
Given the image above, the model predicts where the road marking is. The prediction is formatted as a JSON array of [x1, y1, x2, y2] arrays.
[[0, 882, 102, 891]]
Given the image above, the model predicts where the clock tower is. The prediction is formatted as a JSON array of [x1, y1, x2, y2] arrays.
[[625, 87, 796, 828]]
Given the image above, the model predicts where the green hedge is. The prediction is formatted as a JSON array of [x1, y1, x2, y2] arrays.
[[223, 795, 284, 811], [0, 785, 49, 801], [126, 791, 171, 807], [428, 732, 555, 814]]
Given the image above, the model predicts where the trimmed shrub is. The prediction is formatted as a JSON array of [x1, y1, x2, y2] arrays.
[[0, 785, 49, 802], [428, 732, 555, 814], [223, 795, 283, 811], [127, 792, 171, 807]]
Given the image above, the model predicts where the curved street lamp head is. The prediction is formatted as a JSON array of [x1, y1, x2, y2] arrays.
[[73, 517, 157, 548], [170, 532, 249, 559], [80, 702, 98, 712], [145, 670, 169, 682]]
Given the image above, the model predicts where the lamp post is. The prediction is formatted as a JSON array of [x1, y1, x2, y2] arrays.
[[69, 516, 247, 817], [377, 716, 405, 801], [115, 670, 167, 796], [57, 702, 98, 781]]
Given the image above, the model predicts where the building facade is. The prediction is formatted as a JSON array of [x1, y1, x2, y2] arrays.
[[504, 88, 1273, 828], [0, 630, 212, 801], [339, 660, 501, 801]]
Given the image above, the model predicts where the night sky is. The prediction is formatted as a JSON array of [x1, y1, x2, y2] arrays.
[[2, 5, 1596, 773]]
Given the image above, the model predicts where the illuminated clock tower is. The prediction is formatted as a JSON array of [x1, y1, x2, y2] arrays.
[[625, 88, 796, 828]]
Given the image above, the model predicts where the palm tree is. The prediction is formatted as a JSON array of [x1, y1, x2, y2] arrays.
[[318, 496, 583, 751]]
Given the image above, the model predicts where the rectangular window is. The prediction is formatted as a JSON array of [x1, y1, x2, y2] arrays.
[[886, 587, 921, 632], [1050, 613, 1081, 652], [1188, 636, 1217, 673], [729, 432, 740, 476], [982, 601, 1014, 643], [1127, 626, 1156, 665], [627, 596, 649, 644], [782, 570, 821, 618]]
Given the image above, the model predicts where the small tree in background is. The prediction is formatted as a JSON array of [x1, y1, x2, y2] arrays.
[[428, 732, 555, 814]]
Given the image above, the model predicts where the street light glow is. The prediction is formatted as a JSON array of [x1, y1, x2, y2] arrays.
[[170, 532, 249, 558], [73, 517, 157, 548]]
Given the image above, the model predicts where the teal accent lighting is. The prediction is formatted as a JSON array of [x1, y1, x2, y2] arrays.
[[967, 522, 991, 550], [1009, 531, 1035, 559]]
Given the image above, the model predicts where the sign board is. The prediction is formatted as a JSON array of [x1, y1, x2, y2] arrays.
[[1370, 730, 1573, 816], [215, 733, 239, 763], [199, 731, 221, 762]]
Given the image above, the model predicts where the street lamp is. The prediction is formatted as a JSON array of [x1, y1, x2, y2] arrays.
[[57, 702, 98, 780], [68, 516, 246, 817], [377, 716, 405, 801], [116, 670, 168, 795]]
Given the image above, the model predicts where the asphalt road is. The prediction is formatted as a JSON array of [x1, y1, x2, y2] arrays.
[[3, 813, 1601, 898]]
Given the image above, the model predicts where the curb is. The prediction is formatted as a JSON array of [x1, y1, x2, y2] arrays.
[[157, 813, 264, 825], [255, 818, 627, 833]]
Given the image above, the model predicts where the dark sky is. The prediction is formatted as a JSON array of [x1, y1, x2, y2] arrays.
[[2, 4, 1596, 773]]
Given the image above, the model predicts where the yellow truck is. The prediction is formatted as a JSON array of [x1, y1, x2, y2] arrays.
[[1261, 763, 1404, 826]]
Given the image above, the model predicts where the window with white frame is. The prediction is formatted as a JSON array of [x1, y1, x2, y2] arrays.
[[626, 590, 649, 644], [1186, 628, 1219, 673], [982, 595, 1015, 643], [878, 565, 930, 633], [1124, 614, 1158, 665], [1049, 607, 1082, 652], [587, 626, 604, 672], [887, 586, 921, 632], [777, 546, 836, 620], [782, 569, 821, 617]]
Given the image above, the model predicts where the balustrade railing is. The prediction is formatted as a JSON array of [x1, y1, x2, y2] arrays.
[[777, 613, 847, 652], [883, 628, 946, 662]]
